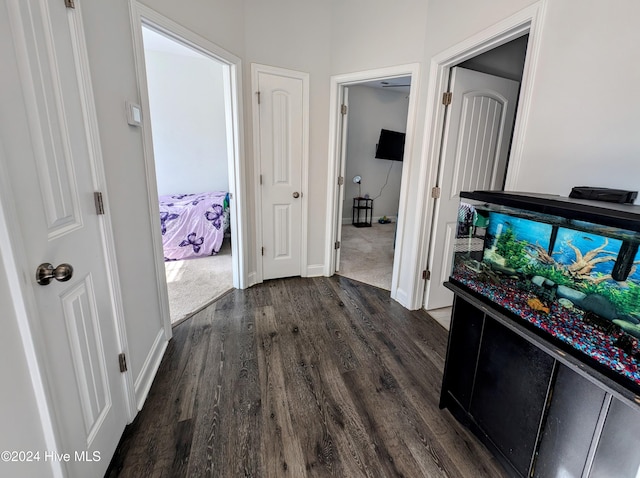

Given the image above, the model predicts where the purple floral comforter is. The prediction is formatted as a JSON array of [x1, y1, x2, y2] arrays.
[[159, 191, 229, 261]]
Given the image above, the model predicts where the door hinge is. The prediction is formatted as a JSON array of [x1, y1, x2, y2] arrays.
[[341, 104, 347, 115], [94, 191, 105, 215], [442, 91, 452, 106], [334, 241, 341, 250], [259, 174, 263, 185], [431, 186, 441, 199], [338, 176, 344, 186], [118, 353, 127, 373], [422, 270, 431, 280], [64, 0, 75, 8], [256, 91, 261, 105], [261, 246, 264, 256]]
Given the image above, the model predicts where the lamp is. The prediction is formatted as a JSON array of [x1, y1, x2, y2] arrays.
[[353, 175, 362, 198]]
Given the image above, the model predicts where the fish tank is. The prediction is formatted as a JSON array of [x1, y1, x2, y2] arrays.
[[450, 190, 640, 393]]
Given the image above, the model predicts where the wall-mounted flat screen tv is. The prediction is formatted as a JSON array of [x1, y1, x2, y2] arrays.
[[375, 129, 405, 161]]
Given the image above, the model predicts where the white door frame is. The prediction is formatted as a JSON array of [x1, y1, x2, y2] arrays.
[[128, 2, 248, 331], [413, 1, 547, 310], [251, 63, 310, 282], [325, 63, 421, 302]]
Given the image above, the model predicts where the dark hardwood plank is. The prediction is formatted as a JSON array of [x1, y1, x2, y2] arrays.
[[106, 276, 506, 478]]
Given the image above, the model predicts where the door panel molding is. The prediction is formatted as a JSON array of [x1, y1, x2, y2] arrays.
[[9, 0, 82, 237], [61, 275, 112, 444]]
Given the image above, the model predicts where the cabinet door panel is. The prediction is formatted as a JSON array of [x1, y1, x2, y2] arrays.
[[470, 318, 555, 476], [590, 398, 640, 477], [534, 364, 606, 477], [442, 297, 484, 409]]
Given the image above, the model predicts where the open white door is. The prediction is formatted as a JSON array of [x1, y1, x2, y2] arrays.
[[254, 65, 308, 280], [334, 87, 350, 271], [1, 1, 128, 475], [424, 67, 519, 310]]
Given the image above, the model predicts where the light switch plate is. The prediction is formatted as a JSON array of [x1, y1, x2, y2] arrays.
[[126, 101, 142, 126]]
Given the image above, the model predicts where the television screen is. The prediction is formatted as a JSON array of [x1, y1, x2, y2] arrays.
[[375, 129, 405, 161]]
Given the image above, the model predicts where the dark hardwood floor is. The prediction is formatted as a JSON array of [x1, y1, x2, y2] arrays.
[[106, 276, 506, 477]]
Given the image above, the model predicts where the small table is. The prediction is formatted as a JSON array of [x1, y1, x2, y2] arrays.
[[352, 197, 373, 227]]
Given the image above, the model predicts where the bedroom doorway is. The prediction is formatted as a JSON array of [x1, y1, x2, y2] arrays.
[[423, 33, 530, 313], [131, 4, 247, 327], [326, 64, 420, 298], [335, 78, 411, 291], [142, 26, 233, 325]]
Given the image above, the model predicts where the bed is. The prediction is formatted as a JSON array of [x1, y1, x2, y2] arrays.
[[159, 191, 230, 261]]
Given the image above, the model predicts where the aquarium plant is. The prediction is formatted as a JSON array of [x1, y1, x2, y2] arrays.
[[495, 228, 529, 270]]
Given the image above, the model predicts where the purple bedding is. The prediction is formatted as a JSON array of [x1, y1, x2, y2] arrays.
[[159, 191, 230, 261]]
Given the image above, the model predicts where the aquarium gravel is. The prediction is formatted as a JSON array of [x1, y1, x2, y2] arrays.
[[452, 267, 640, 387]]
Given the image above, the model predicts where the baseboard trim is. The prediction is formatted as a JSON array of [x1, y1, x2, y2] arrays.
[[393, 287, 411, 309], [247, 271, 259, 287], [305, 264, 325, 277], [134, 328, 168, 411], [342, 216, 397, 225]]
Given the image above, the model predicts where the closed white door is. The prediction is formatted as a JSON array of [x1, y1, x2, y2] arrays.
[[424, 67, 519, 310], [255, 66, 308, 280], [1, 1, 128, 476]]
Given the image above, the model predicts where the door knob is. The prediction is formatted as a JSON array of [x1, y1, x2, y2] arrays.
[[292, 192, 300, 198], [36, 263, 74, 286]]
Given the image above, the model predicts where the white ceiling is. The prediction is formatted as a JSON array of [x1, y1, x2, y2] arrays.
[[359, 76, 412, 94]]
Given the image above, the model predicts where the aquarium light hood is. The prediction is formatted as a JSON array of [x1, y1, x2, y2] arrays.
[[461, 191, 640, 235]]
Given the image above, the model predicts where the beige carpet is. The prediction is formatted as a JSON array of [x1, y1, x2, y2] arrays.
[[337, 221, 395, 290], [164, 239, 233, 325]]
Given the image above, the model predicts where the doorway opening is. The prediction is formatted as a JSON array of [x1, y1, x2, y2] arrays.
[[336, 78, 411, 290], [141, 26, 234, 325], [326, 64, 420, 297], [131, 3, 247, 330], [423, 25, 535, 328]]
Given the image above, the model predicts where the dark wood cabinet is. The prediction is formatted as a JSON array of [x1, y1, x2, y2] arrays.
[[441, 283, 640, 478]]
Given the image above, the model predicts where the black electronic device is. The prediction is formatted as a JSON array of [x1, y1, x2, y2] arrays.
[[569, 186, 637, 204], [374, 129, 405, 161]]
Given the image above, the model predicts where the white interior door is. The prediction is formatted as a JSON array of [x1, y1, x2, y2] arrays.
[[1, 1, 128, 475], [424, 67, 519, 310], [334, 87, 350, 271], [255, 66, 308, 280]]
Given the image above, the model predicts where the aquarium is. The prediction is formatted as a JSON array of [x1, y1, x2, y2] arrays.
[[450, 190, 640, 391]]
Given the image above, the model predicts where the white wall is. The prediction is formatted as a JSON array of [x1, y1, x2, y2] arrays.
[[512, 1, 640, 197], [144, 41, 229, 196], [244, 0, 332, 270], [342, 86, 408, 221], [80, 0, 175, 400], [330, 0, 429, 74]]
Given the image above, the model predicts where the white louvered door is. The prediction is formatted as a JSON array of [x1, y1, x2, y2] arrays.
[[424, 67, 519, 310]]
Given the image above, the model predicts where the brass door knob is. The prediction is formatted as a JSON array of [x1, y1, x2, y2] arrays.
[[292, 192, 300, 198]]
